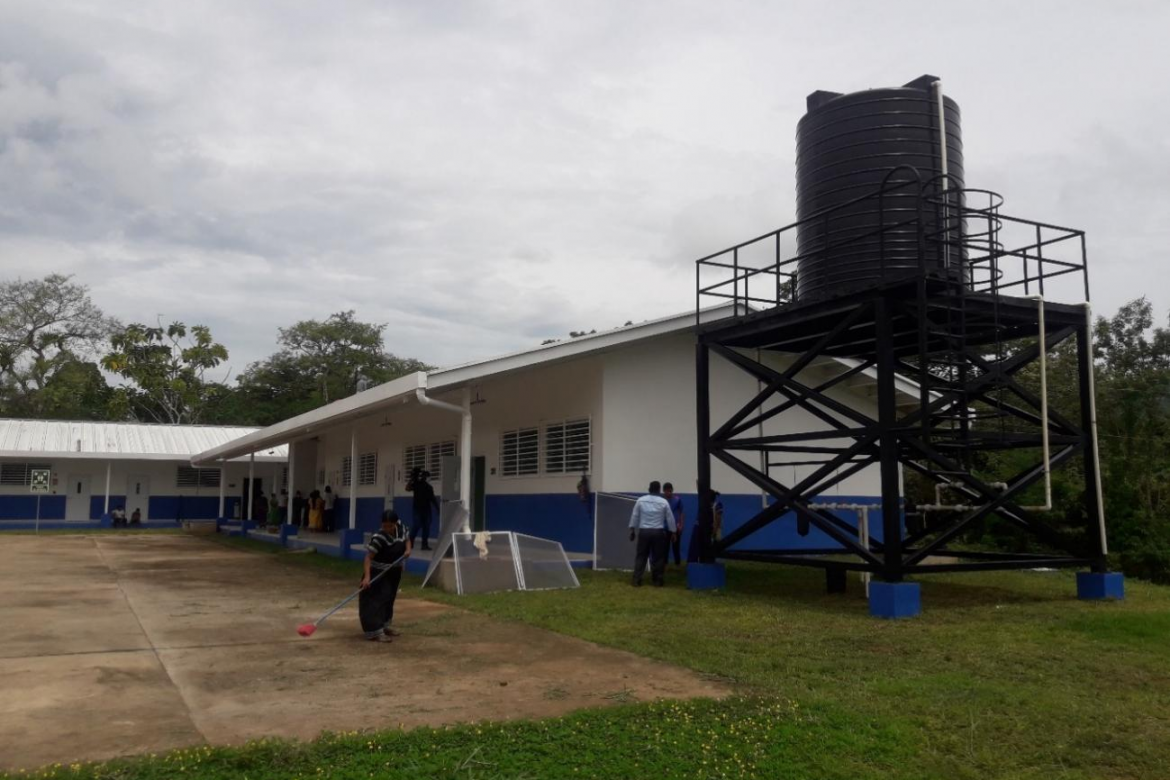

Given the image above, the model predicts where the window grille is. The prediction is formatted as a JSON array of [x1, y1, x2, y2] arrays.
[[500, 428, 539, 477], [0, 463, 52, 486], [358, 452, 378, 486], [341, 456, 352, 487], [403, 445, 427, 475], [177, 467, 221, 488], [428, 440, 456, 481], [544, 418, 591, 474]]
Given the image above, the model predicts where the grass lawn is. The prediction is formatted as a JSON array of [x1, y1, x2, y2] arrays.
[[10, 534, 1170, 780]]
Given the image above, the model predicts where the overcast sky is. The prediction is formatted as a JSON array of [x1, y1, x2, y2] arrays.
[[1, 0, 1167, 375]]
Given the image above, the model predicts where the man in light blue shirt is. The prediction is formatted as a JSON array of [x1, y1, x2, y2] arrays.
[[628, 481, 677, 587]]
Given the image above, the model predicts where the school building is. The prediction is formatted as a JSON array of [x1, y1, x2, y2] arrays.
[[192, 306, 917, 557], [0, 420, 287, 529]]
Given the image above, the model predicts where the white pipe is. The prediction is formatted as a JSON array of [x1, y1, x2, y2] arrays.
[[811, 502, 879, 596], [1083, 302, 1109, 556], [1020, 295, 1052, 511], [103, 461, 111, 514], [933, 80, 951, 268], [217, 461, 225, 519], [460, 388, 472, 532], [349, 427, 358, 531], [415, 387, 473, 522]]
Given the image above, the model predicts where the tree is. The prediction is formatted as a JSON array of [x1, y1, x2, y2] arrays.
[[102, 321, 230, 424], [233, 311, 431, 426], [0, 274, 118, 416]]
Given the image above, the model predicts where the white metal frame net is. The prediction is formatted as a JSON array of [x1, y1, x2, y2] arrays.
[[593, 492, 638, 571], [445, 531, 580, 595]]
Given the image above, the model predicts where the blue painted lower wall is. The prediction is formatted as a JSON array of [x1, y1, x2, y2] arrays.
[[0, 488, 889, 554], [474, 491, 887, 556], [0, 495, 65, 520], [334, 498, 385, 532], [0, 494, 242, 522]]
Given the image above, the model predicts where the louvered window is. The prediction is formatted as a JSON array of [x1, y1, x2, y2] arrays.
[[176, 467, 221, 488], [500, 428, 539, 477], [544, 418, 591, 474], [358, 453, 378, 486], [0, 463, 51, 486]]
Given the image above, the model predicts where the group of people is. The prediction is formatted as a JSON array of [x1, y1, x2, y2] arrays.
[[263, 486, 338, 532], [628, 481, 724, 587], [109, 506, 142, 527]]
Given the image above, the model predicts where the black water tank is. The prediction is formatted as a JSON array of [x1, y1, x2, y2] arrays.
[[794, 74, 965, 301]]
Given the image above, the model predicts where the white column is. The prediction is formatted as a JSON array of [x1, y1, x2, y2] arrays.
[[246, 452, 255, 521], [217, 461, 226, 519], [460, 387, 472, 531], [348, 427, 358, 530], [286, 441, 295, 524], [103, 461, 111, 514]]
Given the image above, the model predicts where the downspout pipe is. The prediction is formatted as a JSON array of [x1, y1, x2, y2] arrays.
[[416, 387, 473, 532]]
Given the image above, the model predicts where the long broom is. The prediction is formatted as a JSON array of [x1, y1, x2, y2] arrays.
[[296, 553, 408, 637]]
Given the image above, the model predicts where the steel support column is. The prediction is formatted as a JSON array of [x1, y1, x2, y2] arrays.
[[695, 342, 713, 563], [874, 297, 904, 581]]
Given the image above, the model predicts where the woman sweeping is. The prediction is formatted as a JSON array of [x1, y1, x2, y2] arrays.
[[360, 510, 411, 642]]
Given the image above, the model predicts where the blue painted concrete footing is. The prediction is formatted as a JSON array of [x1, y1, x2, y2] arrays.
[[338, 528, 365, 559], [279, 524, 299, 546], [869, 581, 921, 619], [687, 562, 726, 590], [1077, 572, 1125, 600]]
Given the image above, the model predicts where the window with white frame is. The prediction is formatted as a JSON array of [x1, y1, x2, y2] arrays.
[[341, 456, 352, 487], [176, 467, 222, 489], [358, 452, 378, 486], [500, 427, 539, 477], [428, 440, 456, 481], [403, 445, 427, 475], [0, 463, 51, 486], [317, 468, 326, 488], [544, 418, 591, 474]]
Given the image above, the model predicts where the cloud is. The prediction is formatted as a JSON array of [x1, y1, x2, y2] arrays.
[[0, 0, 1168, 374]]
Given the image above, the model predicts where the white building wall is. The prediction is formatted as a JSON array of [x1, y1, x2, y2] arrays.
[[0, 458, 281, 521], [600, 332, 883, 498]]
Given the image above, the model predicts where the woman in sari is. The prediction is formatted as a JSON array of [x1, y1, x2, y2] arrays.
[[308, 490, 325, 531]]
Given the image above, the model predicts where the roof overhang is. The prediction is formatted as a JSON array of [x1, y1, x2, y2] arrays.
[[191, 372, 428, 465], [0, 451, 285, 463]]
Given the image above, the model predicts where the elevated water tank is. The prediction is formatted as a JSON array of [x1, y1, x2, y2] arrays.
[[794, 74, 965, 301]]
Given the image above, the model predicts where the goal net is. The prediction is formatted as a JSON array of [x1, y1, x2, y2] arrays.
[[425, 527, 580, 595], [593, 492, 637, 570]]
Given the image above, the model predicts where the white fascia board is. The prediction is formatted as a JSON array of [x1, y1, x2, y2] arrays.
[[191, 372, 427, 464]]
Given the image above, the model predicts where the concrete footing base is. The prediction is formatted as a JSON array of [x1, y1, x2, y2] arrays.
[[869, 581, 921, 619]]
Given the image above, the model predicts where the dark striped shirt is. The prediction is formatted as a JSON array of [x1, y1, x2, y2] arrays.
[[367, 524, 407, 569]]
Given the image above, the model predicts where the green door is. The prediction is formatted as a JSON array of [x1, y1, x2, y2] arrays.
[[472, 456, 486, 532]]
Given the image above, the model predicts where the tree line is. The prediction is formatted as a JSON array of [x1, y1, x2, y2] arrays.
[[0, 274, 430, 427]]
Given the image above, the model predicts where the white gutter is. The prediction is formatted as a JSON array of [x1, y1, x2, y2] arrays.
[[415, 387, 473, 532]]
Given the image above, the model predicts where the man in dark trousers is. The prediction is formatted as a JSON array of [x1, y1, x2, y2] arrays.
[[628, 481, 677, 587], [662, 482, 686, 566], [406, 468, 440, 550], [359, 510, 411, 642]]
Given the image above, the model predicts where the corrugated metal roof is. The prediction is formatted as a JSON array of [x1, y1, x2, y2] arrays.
[[0, 420, 287, 462]]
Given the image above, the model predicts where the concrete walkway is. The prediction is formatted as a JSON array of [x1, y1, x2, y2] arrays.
[[0, 534, 726, 770]]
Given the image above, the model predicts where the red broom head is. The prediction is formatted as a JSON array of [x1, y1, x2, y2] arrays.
[[296, 623, 317, 637]]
